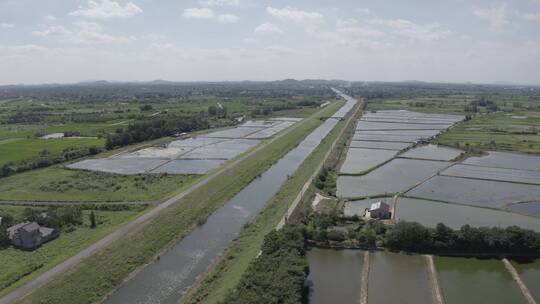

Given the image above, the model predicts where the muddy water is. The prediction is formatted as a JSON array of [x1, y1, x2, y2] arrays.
[[103, 95, 356, 304], [368, 251, 432, 304], [435, 256, 527, 304], [306, 248, 364, 304]]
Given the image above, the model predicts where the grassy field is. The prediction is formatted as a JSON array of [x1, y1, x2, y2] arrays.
[[434, 111, 540, 154], [0, 207, 147, 297], [0, 169, 199, 202], [12, 101, 343, 304], [0, 137, 105, 167], [182, 103, 358, 304]]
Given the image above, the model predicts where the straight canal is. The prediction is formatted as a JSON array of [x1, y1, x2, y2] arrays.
[[103, 91, 358, 304]]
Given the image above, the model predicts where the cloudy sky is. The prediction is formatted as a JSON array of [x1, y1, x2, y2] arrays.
[[1, 0, 539, 85]]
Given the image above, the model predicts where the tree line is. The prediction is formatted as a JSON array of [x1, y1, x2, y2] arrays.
[[105, 114, 216, 149]]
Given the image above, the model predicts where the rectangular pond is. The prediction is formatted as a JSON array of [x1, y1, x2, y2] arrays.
[[352, 133, 419, 143], [399, 145, 463, 161], [339, 148, 398, 174], [337, 158, 449, 198], [349, 140, 411, 150], [509, 202, 540, 218], [359, 129, 442, 137], [150, 159, 226, 174], [462, 151, 540, 171], [512, 258, 540, 302], [67, 158, 169, 175], [435, 256, 527, 304], [356, 121, 451, 131], [368, 251, 432, 304], [407, 175, 540, 209], [306, 248, 365, 304], [395, 197, 540, 231], [202, 126, 262, 139], [441, 164, 540, 185]]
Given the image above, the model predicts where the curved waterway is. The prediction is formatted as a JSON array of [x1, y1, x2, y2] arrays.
[[104, 93, 357, 304]]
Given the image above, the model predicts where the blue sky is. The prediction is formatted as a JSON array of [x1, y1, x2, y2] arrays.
[[0, 0, 539, 85]]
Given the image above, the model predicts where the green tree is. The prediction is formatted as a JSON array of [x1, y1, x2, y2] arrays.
[[90, 211, 97, 228]]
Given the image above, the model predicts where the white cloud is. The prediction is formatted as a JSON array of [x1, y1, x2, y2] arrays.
[[254, 22, 283, 34], [354, 8, 373, 15], [183, 7, 215, 19], [198, 0, 239, 7], [183, 8, 238, 24], [473, 3, 509, 30], [369, 18, 451, 41], [217, 14, 239, 24], [523, 13, 540, 21], [45, 15, 57, 21], [69, 0, 143, 19], [266, 7, 324, 25], [0, 23, 15, 29], [32, 22, 131, 44]]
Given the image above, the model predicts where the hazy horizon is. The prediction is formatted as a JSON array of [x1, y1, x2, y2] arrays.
[[1, 0, 540, 85]]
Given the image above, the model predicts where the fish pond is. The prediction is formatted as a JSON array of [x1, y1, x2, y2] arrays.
[[462, 151, 540, 171], [509, 202, 540, 218], [435, 256, 527, 304], [512, 258, 540, 301], [339, 148, 397, 174], [399, 144, 463, 161], [441, 164, 540, 185], [349, 140, 411, 150]]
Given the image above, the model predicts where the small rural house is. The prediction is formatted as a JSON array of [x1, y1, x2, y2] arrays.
[[367, 201, 391, 219], [7, 221, 59, 250]]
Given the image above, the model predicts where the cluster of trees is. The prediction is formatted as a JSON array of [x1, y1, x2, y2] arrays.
[[313, 167, 337, 196], [386, 221, 540, 255], [105, 115, 212, 149], [0, 146, 102, 178], [24, 206, 83, 229], [207, 105, 227, 118], [0, 213, 14, 246], [305, 212, 386, 248], [223, 225, 309, 304], [464, 97, 499, 113]]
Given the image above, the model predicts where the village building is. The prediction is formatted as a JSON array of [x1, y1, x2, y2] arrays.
[[366, 201, 391, 219], [7, 221, 59, 250]]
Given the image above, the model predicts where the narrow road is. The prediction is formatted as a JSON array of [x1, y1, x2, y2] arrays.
[[0, 106, 330, 304]]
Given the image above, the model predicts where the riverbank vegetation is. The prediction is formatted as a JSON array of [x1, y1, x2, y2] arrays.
[[11, 102, 341, 304], [222, 226, 309, 304]]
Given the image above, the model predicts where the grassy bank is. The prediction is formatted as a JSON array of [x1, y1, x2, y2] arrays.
[[182, 103, 357, 304], [0, 169, 198, 202], [13, 101, 343, 304], [0, 207, 147, 297]]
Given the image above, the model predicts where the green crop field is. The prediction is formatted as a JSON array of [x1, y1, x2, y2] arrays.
[[12, 101, 343, 304], [0, 137, 105, 167], [0, 168, 199, 202], [0, 207, 147, 297], [434, 111, 540, 154]]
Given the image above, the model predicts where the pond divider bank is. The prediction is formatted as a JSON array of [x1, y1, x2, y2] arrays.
[[426, 255, 445, 304], [360, 251, 370, 304], [502, 258, 537, 304]]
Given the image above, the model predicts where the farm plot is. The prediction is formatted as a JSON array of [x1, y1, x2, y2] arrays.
[[395, 197, 540, 232], [68, 118, 297, 175], [337, 159, 449, 198], [339, 148, 397, 174]]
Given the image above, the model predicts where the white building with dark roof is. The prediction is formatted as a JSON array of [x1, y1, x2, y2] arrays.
[[7, 221, 59, 250]]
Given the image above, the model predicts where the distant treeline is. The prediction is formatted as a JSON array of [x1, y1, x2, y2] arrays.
[[223, 225, 309, 304], [386, 221, 540, 255], [0, 146, 102, 178], [105, 115, 216, 150]]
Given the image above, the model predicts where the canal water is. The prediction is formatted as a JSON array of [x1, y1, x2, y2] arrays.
[[306, 248, 365, 304], [104, 93, 356, 304]]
